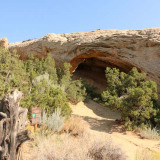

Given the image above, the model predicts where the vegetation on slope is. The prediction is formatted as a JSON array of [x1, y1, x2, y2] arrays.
[[1, 47, 160, 159], [0, 47, 159, 130], [102, 67, 160, 130], [0, 48, 86, 118]]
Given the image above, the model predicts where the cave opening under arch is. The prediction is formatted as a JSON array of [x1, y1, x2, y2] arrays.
[[70, 53, 139, 92]]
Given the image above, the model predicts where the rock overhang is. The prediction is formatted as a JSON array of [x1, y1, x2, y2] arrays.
[[6, 28, 160, 97]]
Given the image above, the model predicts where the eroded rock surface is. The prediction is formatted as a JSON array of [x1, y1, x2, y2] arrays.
[[9, 28, 160, 93], [0, 37, 8, 49]]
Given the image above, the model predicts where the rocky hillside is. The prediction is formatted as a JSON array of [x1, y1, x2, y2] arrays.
[[1, 28, 160, 94]]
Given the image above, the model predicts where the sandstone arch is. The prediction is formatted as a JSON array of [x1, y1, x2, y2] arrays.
[[8, 28, 160, 96]]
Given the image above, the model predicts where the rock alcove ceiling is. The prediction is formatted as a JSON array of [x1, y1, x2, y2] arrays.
[[70, 51, 139, 91]]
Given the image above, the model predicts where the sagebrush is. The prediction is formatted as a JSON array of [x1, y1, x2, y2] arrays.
[[40, 108, 65, 135], [26, 134, 127, 160]]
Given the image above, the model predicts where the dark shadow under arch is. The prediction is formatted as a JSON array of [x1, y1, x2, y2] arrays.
[[70, 50, 140, 91]]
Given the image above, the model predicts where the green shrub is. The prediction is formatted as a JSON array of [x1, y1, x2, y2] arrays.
[[24, 54, 58, 84], [21, 79, 72, 119], [0, 49, 86, 119], [42, 54, 58, 84], [83, 82, 101, 101], [0, 50, 73, 118], [0, 48, 29, 98], [59, 62, 71, 88], [23, 54, 87, 116], [102, 67, 159, 130], [59, 63, 87, 104], [66, 80, 86, 104]]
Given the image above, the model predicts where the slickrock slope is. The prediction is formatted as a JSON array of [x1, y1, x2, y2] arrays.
[[9, 28, 160, 93]]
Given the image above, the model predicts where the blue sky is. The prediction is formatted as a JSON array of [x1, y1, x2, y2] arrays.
[[0, 0, 160, 42]]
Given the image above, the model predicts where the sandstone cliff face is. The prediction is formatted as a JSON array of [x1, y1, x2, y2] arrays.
[[9, 28, 160, 93], [0, 37, 8, 49]]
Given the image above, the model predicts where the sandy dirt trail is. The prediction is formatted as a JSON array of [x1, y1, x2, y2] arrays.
[[70, 100, 160, 160]]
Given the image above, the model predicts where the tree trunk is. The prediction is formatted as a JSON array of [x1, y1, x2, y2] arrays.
[[0, 90, 30, 160]]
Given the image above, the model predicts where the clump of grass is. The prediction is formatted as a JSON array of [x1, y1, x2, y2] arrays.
[[62, 116, 89, 136], [138, 127, 160, 140], [136, 148, 160, 160], [23, 113, 127, 160], [27, 134, 127, 160], [28, 134, 91, 160], [88, 139, 127, 160]]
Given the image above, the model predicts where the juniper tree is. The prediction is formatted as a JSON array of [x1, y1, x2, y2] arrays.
[[0, 49, 86, 119], [59, 62, 86, 104], [102, 67, 159, 130], [43, 54, 58, 84], [0, 48, 29, 97]]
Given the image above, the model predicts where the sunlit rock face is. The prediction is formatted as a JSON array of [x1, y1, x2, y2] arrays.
[[0, 37, 8, 49], [9, 28, 160, 94]]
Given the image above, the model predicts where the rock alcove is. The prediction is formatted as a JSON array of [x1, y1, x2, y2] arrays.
[[70, 51, 139, 91]]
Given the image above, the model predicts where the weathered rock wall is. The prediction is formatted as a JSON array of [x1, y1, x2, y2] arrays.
[[9, 28, 160, 94]]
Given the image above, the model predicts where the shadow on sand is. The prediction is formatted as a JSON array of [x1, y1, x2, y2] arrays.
[[78, 100, 126, 134], [83, 116, 126, 134]]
